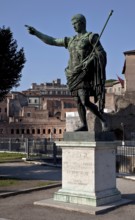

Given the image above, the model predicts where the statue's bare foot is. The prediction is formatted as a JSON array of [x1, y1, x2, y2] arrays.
[[74, 125, 88, 132]]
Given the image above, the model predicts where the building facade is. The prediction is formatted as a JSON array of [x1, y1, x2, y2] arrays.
[[122, 50, 135, 92], [0, 78, 124, 140], [0, 79, 76, 140]]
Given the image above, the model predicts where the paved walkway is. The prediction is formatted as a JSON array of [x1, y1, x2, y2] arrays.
[[0, 162, 62, 181], [0, 162, 135, 220], [0, 178, 135, 220]]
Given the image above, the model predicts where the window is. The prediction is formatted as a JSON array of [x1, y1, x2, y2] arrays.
[[0, 129, 3, 134], [11, 129, 14, 134], [109, 88, 112, 93], [27, 129, 30, 134], [32, 129, 35, 134], [53, 128, 56, 134], [59, 129, 62, 134], [35, 99, 37, 103], [37, 129, 40, 134], [5, 108, 7, 113], [16, 129, 19, 134], [48, 129, 51, 134], [27, 112, 31, 117], [43, 129, 46, 134], [21, 129, 24, 134]]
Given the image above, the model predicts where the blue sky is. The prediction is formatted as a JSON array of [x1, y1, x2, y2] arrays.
[[1, 0, 135, 91]]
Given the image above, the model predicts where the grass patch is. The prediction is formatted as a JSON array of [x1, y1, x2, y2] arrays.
[[0, 152, 26, 162], [0, 177, 56, 188], [0, 178, 20, 187], [37, 181, 55, 187]]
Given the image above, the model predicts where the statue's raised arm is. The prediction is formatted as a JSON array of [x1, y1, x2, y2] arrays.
[[25, 24, 65, 47]]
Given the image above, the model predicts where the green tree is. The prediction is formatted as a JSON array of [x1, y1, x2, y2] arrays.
[[0, 26, 26, 101]]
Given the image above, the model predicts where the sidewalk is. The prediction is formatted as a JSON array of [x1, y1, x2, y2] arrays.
[[0, 178, 135, 220], [0, 162, 135, 219], [0, 161, 62, 197]]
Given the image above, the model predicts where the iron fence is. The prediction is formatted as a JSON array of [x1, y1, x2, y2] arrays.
[[117, 141, 135, 174], [0, 138, 62, 164], [0, 138, 135, 173]]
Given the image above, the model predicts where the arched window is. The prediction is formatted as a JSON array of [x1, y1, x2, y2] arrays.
[[59, 129, 62, 134], [16, 129, 19, 134], [21, 129, 24, 134], [48, 129, 51, 134], [37, 129, 40, 134], [27, 129, 30, 134], [11, 129, 14, 134], [32, 129, 35, 134]]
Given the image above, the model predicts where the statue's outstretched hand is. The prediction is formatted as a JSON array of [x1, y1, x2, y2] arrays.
[[25, 25, 36, 35]]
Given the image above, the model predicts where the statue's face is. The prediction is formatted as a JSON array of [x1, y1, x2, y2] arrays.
[[72, 20, 84, 33]]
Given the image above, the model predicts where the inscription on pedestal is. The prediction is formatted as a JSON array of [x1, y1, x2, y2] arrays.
[[63, 148, 94, 191]]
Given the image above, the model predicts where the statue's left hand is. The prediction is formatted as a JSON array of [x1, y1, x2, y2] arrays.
[[82, 53, 96, 70], [82, 59, 92, 71]]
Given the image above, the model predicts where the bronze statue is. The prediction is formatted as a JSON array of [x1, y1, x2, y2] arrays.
[[25, 14, 109, 131]]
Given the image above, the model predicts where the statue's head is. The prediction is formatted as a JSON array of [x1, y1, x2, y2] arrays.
[[71, 14, 86, 27]]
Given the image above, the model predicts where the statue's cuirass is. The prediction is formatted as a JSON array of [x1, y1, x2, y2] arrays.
[[67, 33, 93, 70]]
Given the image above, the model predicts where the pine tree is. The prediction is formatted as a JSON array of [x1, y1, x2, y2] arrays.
[[0, 26, 26, 101]]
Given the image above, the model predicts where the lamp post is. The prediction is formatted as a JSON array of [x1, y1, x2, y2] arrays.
[[121, 122, 125, 146]]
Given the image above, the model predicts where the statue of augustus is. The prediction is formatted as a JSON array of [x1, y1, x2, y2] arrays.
[[25, 14, 108, 131]]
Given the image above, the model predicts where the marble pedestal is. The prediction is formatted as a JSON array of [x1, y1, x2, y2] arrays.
[[54, 132, 121, 207]]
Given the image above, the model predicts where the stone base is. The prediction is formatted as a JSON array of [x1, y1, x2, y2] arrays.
[[34, 198, 131, 215], [54, 188, 121, 206], [55, 132, 120, 207], [64, 131, 116, 141]]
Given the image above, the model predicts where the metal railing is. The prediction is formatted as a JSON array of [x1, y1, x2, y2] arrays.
[[117, 141, 135, 174], [0, 138, 135, 173], [0, 138, 62, 165]]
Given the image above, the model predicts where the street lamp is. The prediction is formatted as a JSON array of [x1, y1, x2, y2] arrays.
[[121, 122, 125, 146]]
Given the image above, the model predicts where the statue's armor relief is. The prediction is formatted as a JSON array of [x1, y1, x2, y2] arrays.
[[67, 33, 93, 70]]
